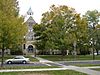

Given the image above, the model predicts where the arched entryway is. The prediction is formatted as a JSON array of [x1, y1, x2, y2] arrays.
[[28, 45, 33, 53]]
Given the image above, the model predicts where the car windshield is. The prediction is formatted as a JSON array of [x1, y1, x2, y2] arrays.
[[14, 56, 25, 59]]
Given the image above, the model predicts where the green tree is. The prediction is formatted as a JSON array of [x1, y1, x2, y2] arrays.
[[84, 10, 100, 58], [34, 5, 89, 56], [0, 0, 27, 67], [75, 16, 89, 55]]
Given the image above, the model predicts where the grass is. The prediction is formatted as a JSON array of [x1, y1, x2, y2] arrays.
[[91, 68, 100, 71], [25, 55, 38, 62], [0, 66, 59, 70], [39, 55, 100, 61], [0, 70, 87, 75], [74, 64, 100, 67]]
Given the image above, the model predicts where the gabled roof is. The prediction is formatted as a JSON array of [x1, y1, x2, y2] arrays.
[[27, 7, 33, 15], [26, 16, 36, 24]]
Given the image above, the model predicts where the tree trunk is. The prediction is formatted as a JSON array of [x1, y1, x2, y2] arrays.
[[34, 48, 36, 57], [96, 49, 99, 55], [61, 50, 66, 61], [92, 38, 95, 60], [1, 44, 4, 67]]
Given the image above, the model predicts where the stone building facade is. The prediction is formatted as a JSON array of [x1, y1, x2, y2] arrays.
[[23, 8, 36, 55]]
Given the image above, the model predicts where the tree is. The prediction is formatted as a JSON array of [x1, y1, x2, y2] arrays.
[[33, 5, 89, 56], [0, 0, 27, 67], [75, 16, 89, 55], [33, 24, 47, 54], [84, 10, 100, 58]]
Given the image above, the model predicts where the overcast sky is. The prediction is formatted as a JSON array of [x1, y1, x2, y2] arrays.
[[18, 0, 100, 23]]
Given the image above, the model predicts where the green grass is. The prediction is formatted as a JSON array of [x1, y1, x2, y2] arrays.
[[25, 55, 38, 62], [0, 70, 87, 75], [0, 66, 59, 70], [91, 68, 100, 71], [74, 64, 100, 67], [39, 55, 100, 61]]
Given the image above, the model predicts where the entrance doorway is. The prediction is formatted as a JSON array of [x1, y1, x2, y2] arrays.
[[28, 45, 33, 53]]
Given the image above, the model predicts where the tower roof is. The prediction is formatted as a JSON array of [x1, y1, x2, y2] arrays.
[[27, 7, 33, 15], [26, 16, 36, 24]]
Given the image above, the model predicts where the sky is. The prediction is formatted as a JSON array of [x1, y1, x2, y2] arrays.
[[18, 0, 100, 23]]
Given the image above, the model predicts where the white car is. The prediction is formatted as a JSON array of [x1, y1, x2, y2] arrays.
[[5, 56, 30, 64]]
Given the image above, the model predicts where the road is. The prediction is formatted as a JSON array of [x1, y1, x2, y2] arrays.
[[3, 62, 47, 67], [3, 60, 100, 67]]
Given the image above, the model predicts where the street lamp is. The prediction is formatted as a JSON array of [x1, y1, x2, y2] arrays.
[[23, 36, 26, 55], [23, 36, 26, 49]]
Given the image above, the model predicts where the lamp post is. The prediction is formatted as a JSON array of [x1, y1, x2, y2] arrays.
[[23, 36, 26, 55]]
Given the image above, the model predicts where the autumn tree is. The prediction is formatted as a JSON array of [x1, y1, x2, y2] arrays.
[[0, 0, 27, 67], [33, 5, 89, 57]]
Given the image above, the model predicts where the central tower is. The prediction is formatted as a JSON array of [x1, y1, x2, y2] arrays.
[[24, 8, 36, 54]]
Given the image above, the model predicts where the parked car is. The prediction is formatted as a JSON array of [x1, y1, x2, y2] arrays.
[[90, 52, 100, 55], [94, 52, 100, 55], [5, 56, 30, 64]]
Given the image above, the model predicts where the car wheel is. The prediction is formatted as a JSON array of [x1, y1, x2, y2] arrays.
[[22, 61, 27, 64], [7, 61, 12, 64]]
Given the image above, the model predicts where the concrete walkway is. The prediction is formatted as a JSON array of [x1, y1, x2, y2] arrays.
[[34, 56, 53, 63], [0, 68, 69, 72], [83, 66, 100, 69], [66, 66, 100, 75], [34, 56, 100, 75]]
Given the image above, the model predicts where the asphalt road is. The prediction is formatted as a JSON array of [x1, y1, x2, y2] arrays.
[[3, 62, 47, 67], [3, 60, 100, 67]]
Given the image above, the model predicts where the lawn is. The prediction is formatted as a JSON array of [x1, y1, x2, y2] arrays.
[[25, 55, 38, 62], [91, 68, 100, 71], [0, 70, 87, 75], [0, 66, 59, 70], [74, 64, 100, 67], [39, 55, 100, 61]]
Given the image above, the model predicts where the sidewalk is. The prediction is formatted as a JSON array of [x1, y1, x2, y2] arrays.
[[34, 56, 53, 63], [66, 66, 100, 75], [0, 68, 68, 72]]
